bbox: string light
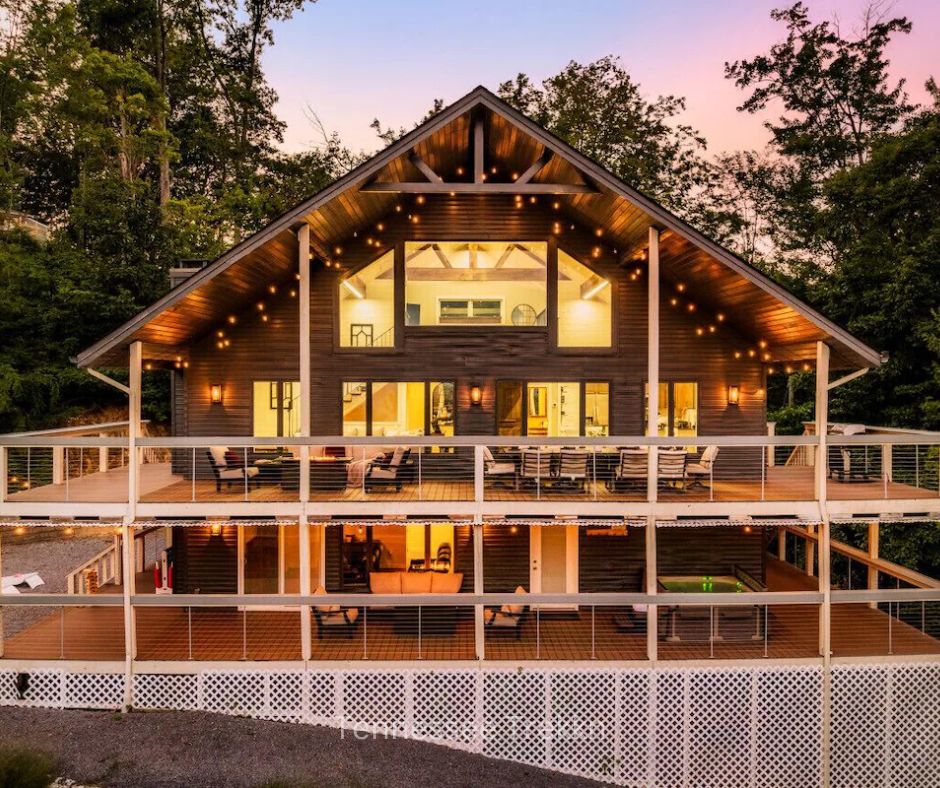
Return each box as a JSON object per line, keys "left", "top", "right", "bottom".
{"left": 455, "top": 167, "right": 464, "bottom": 176}
{"left": 416, "top": 195, "right": 426, "bottom": 205}
{"left": 552, "top": 201, "right": 560, "bottom": 210}
{"left": 676, "top": 283, "right": 686, "bottom": 292}
{"left": 695, "top": 327, "right": 704, "bottom": 336}
{"left": 268, "top": 284, "right": 277, "bottom": 294}
{"left": 227, "top": 315, "right": 237, "bottom": 325}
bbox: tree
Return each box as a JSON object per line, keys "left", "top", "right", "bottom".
{"left": 725, "top": 2, "right": 914, "bottom": 172}
{"left": 497, "top": 57, "right": 712, "bottom": 220}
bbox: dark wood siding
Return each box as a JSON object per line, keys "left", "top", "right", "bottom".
{"left": 180, "top": 195, "right": 766, "bottom": 468}
{"left": 173, "top": 525, "right": 238, "bottom": 594}
{"left": 482, "top": 524, "right": 529, "bottom": 592}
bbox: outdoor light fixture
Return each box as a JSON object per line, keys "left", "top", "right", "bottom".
{"left": 210, "top": 383, "right": 223, "bottom": 404}
{"left": 469, "top": 384, "right": 483, "bottom": 406}
{"left": 728, "top": 384, "right": 740, "bottom": 406}
{"left": 210, "top": 523, "right": 222, "bottom": 536}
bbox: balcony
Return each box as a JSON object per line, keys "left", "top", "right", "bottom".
{"left": 2, "top": 433, "right": 937, "bottom": 519}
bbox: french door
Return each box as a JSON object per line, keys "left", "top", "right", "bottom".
{"left": 529, "top": 524, "right": 578, "bottom": 609}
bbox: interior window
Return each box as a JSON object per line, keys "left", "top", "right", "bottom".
{"left": 557, "top": 249, "right": 612, "bottom": 347}
{"left": 429, "top": 382, "right": 455, "bottom": 436}
{"left": 339, "top": 250, "right": 394, "bottom": 348}
{"left": 253, "top": 381, "right": 300, "bottom": 437}
{"left": 372, "top": 381, "right": 425, "bottom": 437}
{"left": 340, "top": 523, "right": 456, "bottom": 589}
{"left": 342, "top": 381, "right": 452, "bottom": 437}
{"left": 644, "top": 382, "right": 698, "bottom": 438}
{"left": 405, "top": 241, "right": 547, "bottom": 327}
{"left": 498, "top": 381, "right": 608, "bottom": 436}
{"left": 585, "top": 383, "right": 610, "bottom": 436}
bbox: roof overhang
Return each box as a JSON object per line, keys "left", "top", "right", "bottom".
{"left": 75, "top": 86, "right": 883, "bottom": 371}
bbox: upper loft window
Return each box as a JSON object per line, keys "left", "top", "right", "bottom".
{"left": 557, "top": 249, "right": 612, "bottom": 348}
{"left": 339, "top": 250, "right": 394, "bottom": 348}
{"left": 404, "top": 242, "right": 547, "bottom": 327}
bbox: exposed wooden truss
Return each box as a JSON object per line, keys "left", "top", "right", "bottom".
{"left": 360, "top": 181, "right": 595, "bottom": 194}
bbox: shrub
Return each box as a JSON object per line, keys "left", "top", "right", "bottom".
{"left": 0, "top": 744, "right": 56, "bottom": 788}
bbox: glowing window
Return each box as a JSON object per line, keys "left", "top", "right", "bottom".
{"left": 557, "top": 249, "right": 612, "bottom": 347}
{"left": 339, "top": 251, "right": 394, "bottom": 348}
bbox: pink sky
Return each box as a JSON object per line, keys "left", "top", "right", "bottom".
{"left": 266, "top": 0, "right": 939, "bottom": 158}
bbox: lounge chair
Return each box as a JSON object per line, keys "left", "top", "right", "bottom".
{"left": 312, "top": 585, "right": 360, "bottom": 639}
{"left": 686, "top": 445, "right": 719, "bottom": 489}
{"left": 520, "top": 448, "right": 552, "bottom": 489}
{"left": 608, "top": 448, "right": 647, "bottom": 491}
{"left": 365, "top": 446, "right": 412, "bottom": 491}
{"left": 657, "top": 448, "right": 688, "bottom": 491}
{"left": 482, "top": 446, "right": 518, "bottom": 489}
{"left": 555, "top": 448, "right": 589, "bottom": 491}
{"left": 206, "top": 447, "right": 261, "bottom": 493}
{"left": 484, "top": 585, "right": 529, "bottom": 639}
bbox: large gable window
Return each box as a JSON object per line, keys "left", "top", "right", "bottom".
{"left": 405, "top": 241, "right": 547, "bottom": 327}
{"left": 557, "top": 249, "right": 612, "bottom": 347}
{"left": 339, "top": 250, "right": 394, "bottom": 348}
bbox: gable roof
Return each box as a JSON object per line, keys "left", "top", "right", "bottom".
{"left": 75, "top": 86, "right": 883, "bottom": 370}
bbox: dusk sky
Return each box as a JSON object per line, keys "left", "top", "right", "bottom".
{"left": 266, "top": 0, "right": 939, "bottom": 158}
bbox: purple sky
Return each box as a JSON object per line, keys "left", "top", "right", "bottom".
{"left": 266, "top": 0, "right": 939, "bottom": 159}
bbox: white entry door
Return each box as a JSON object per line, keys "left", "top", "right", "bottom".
{"left": 530, "top": 525, "right": 578, "bottom": 608}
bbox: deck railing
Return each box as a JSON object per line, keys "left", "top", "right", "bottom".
{"left": 4, "top": 588, "right": 940, "bottom": 664}
{"left": 2, "top": 433, "right": 938, "bottom": 511}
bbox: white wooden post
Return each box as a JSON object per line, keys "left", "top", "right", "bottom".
{"left": 815, "top": 341, "right": 831, "bottom": 660}
{"left": 867, "top": 521, "right": 879, "bottom": 606}
{"left": 645, "top": 228, "right": 660, "bottom": 661}
{"left": 0, "top": 525, "right": 4, "bottom": 657}
{"left": 297, "top": 225, "right": 312, "bottom": 657}
{"left": 98, "top": 433, "right": 109, "bottom": 474}
{"left": 805, "top": 524, "right": 816, "bottom": 577}
{"left": 299, "top": 514, "right": 312, "bottom": 661}
{"left": 128, "top": 341, "right": 143, "bottom": 514}
{"left": 647, "top": 226, "right": 660, "bottom": 504}
{"left": 766, "top": 422, "right": 776, "bottom": 467}
{"left": 124, "top": 341, "right": 143, "bottom": 709}
{"left": 0, "top": 446, "right": 6, "bottom": 504}
{"left": 473, "top": 520, "right": 484, "bottom": 660}
{"left": 52, "top": 447, "right": 65, "bottom": 485}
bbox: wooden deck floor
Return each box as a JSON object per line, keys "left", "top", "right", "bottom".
{"left": 7, "top": 463, "right": 936, "bottom": 505}
{"left": 5, "top": 592, "right": 938, "bottom": 663}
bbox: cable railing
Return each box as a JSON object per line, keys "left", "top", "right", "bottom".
{"left": 1, "top": 434, "right": 938, "bottom": 508}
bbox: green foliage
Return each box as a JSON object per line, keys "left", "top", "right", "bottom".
{"left": 0, "top": 744, "right": 56, "bottom": 788}
{"left": 497, "top": 56, "right": 712, "bottom": 221}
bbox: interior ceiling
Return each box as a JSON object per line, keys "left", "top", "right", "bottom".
{"left": 82, "top": 102, "right": 877, "bottom": 370}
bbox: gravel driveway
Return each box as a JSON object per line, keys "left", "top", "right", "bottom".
{"left": 0, "top": 707, "right": 605, "bottom": 787}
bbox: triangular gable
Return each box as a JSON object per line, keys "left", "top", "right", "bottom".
{"left": 75, "top": 86, "right": 882, "bottom": 370}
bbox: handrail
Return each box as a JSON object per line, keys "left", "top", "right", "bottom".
{"left": 65, "top": 525, "right": 161, "bottom": 594}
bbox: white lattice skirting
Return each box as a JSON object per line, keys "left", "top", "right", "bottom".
{"left": 2, "top": 663, "right": 939, "bottom": 787}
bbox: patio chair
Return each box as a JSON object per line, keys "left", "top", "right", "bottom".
{"left": 312, "top": 585, "right": 360, "bottom": 639}
{"left": 484, "top": 585, "right": 529, "bottom": 639}
{"left": 206, "top": 447, "right": 261, "bottom": 493}
{"left": 555, "top": 449, "right": 589, "bottom": 491}
{"left": 520, "top": 449, "right": 552, "bottom": 489}
{"left": 607, "top": 448, "right": 647, "bottom": 491}
{"left": 365, "top": 446, "right": 412, "bottom": 492}
{"left": 657, "top": 448, "right": 688, "bottom": 491}
{"left": 482, "top": 445, "right": 518, "bottom": 489}
{"left": 686, "top": 445, "right": 719, "bottom": 489}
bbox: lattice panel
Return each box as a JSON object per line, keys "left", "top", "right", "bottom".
{"left": 201, "top": 671, "right": 266, "bottom": 717}
{"left": 341, "top": 670, "right": 407, "bottom": 732}
{"left": 755, "top": 666, "right": 822, "bottom": 788}
{"left": 889, "top": 663, "right": 940, "bottom": 788}
{"left": 831, "top": 664, "right": 890, "bottom": 788}
{"left": 482, "top": 670, "right": 546, "bottom": 764}
{"left": 654, "top": 671, "right": 685, "bottom": 788}
{"left": 0, "top": 670, "right": 19, "bottom": 704}
{"left": 412, "top": 670, "right": 476, "bottom": 747}
{"left": 549, "top": 670, "right": 618, "bottom": 783}
{"left": 619, "top": 670, "right": 652, "bottom": 788}
{"left": 134, "top": 673, "right": 198, "bottom": 711}
{"left": 64, "top": 672, "right": 124, "bottom": 709}
{"left": 0, "top": 669, "right": 65, "bottom": 708}
{"left": 688, "top": 669, "right": 752, "bottom": 788}
{"left": 265, "top": 672, "right": 305, "bottom": 722}
{"left": 306, "top": 671, "right": 336, "bottom": 723}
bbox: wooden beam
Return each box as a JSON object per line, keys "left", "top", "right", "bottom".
{"left": 432, "top": 243, "right": 453, "bottom": 268}
{"left": 473, "top": 115, "right": 484, "bottom": 183}
{"left": 515, "top": 150, "right": 553, "bottom": 184}
{"left": 513, "top": 243, "right": 548, "bottom": 266}
{"left": 406, "top": 242, "right": 432, "bottom": 262}
{"left": 360, "top": 182, "right": 595, "bottom": 194}
{"left": 402, "top": 268, "right": 546, "bottom": 282}
{"left": 494, "top": 243, "right": 515, "bottom": 269}
{"left": 408, "top": 152, "right": 444, "bottom": 183}
{"left": 580, "top": 274, "right": 610, "bottom": 300}
{"left": 468, "top": 243, "right": 478, "bottom": 269}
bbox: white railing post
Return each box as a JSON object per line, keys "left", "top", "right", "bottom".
{"left": 473, "top": 445, "right": 484, "bottom": 505}
{"left": 647, "top": 226, "right": 660, "bottom": 506}
{"left": 128, "top": 341, "right": 143, "bottom": 514}
{"left": 0, "top": 525, "right": 4, "bottom": 657}
{"left": 473, "top": 519, "right": 484, "bottom": 661}
{"left": 766, "top": 422, "right": 776, "bottom": 467}
{"left": 99, "top": 434, "right": 109, "bottom": 474}
{"left": 121, "top": 521, "right": 136, "bottom": 709}
{"left": 52, "top": 446, "right": 65, "bottom": 485}
{"left": 645, "top": 515, "right": 658, "bottom": 662}
{"left": 298, "top": 223, "right": 311, "bottom": 508}
{"left": 0, "top": 446, "right": 6, "bottom": 505}
{"left": 299, "top": 515, "right": 312, "bottom": 661}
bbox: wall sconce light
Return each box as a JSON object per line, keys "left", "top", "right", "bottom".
{"left": 727, "top": 384, "right": 740, "bottom": 406}
{"left": 210, "top": 523, "right": 222, "bottom": 536}
{"left": 469, "top": 384, "right": 483, "bottom": 406}
{"left": 210, "top": 384, "right": 223, "bottom": 404}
